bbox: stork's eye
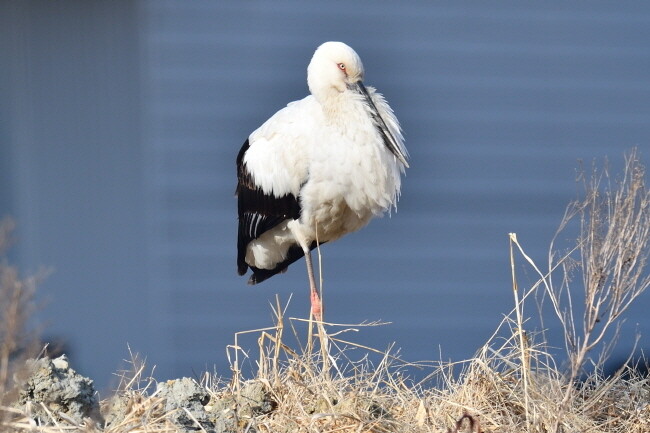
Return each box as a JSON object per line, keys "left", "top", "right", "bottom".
{"left": 337, "top": 63, "right": 346, "bottom": 71}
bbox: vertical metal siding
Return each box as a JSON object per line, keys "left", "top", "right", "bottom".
{"left": 141, "top": 1, "right": 650, "bottom": 379}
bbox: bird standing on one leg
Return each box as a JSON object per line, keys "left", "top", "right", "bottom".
{"left": 236, "top": 41, "right": 409, "bottom": 320}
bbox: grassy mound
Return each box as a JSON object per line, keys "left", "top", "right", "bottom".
{"left": 1, "top": 149, "right": 649, "bottom": 432}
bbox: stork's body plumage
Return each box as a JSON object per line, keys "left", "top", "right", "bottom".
{"left": 236, "top": 42, "right": 408, "bottom": 319}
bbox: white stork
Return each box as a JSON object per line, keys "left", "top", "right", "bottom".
{"left": 236, "top": 41, "right": 408, "bottom": 320}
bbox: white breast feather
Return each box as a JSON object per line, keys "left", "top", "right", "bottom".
{"left": 298, "top": 86, "right": 405, "bottom": 232}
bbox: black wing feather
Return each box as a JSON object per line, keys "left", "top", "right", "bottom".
{"left": 236, "top": 139, "right": 303, "bottom": 281}
{"left": 247, "top": 241, "right": 325, "bottom": 284}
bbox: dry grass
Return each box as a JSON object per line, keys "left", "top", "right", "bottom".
{"left": 0, "top": 219, "right": 42, "bottom": 409}
{"left": 1, "top": 150, "right": 650, "bottom": 432}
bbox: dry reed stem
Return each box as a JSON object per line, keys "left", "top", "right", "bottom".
{"left": 509, "top": 233, "right": 531, "bottom": 432}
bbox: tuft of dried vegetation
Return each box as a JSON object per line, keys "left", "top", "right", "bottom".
{"left": 1, "top": 150, "right": 650, "bottom": 432}
{"left": 0, "top": 219, "right": 42, "bottom": 410}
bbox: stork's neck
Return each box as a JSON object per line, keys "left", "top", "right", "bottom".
{"left": 310, "top": 84, "right": 344, "bottom": 106}
{"left": 315, "top": 88, "right": 361, "bottom": 121}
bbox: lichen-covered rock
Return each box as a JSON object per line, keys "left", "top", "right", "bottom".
{"left": 16, "top": 355, "right": 102, "bottom": 426}
{"left": 156, "top": 377, "right": 215, "bottom": 432}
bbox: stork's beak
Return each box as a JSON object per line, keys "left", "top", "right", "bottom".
{"left": 355, "top": 81, "right": 409, "bottom": 168}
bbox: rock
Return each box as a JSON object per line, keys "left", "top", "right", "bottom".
{"left": 203, "top": 380, "right": 276, "bottom": 433}
{"left": 205, "top": 393, "right": 239, "bottom": 433}
{"left": 101, "top": 378, "right": 275, "bottom": 433}
{"left": 16, "top": 355, "right": 102, "bottom": 426}
{"left": 102, "top": 390, "right": 141, "bottom": 428}
{"left": 239, "top": 381, "right": 275, "bottom": 417}
{"left": 156, "top": 377, "right": 216, "bottom": 432}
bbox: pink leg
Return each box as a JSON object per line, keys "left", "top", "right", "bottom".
{"left": 304, "top": 249, "right": 322, "bottom": 320}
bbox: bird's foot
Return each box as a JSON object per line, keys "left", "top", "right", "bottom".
{"left": 310, "top": 290, "right": 323, "bottom": 321}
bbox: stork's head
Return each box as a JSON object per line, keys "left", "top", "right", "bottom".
{"left": 306, "top": 41, "right": 409, "bottom": 168}
{"left": 307, "top": 41, "right": 365, "bottom": 99}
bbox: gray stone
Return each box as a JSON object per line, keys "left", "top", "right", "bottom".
{"left": 156, "top": 377, "right": 215, "bottom": 432}
{"left": 17, "top": 355, "right": 102, "bottom": 426}
{"left": 239, "top": 381, "right": 275, "bottom": 416}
